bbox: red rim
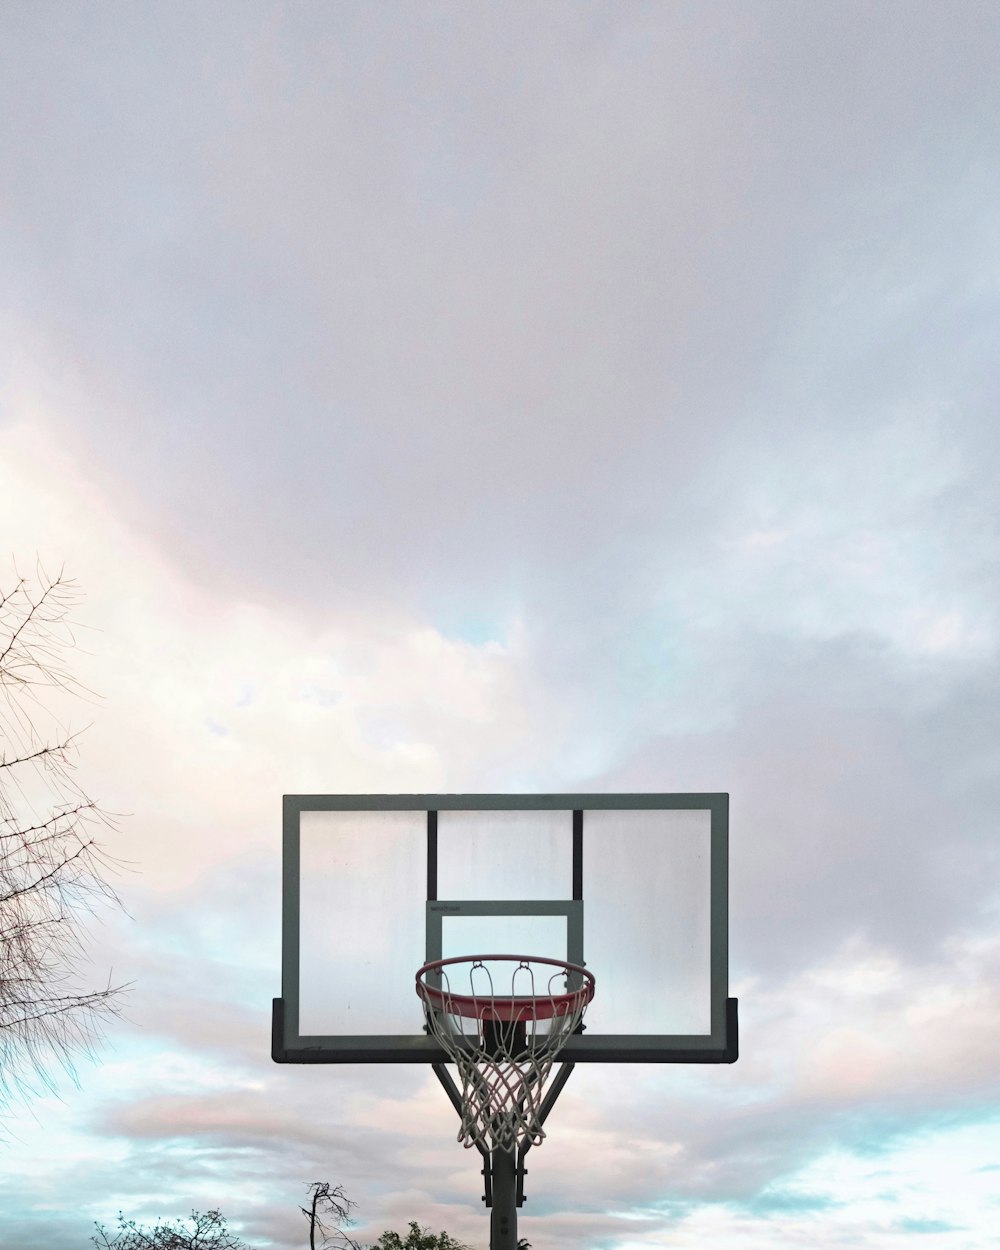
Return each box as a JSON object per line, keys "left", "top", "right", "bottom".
{"left": 416, "top": 954, "right": 595, "bottom": 1022}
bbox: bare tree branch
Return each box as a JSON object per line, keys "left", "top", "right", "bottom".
{"left": 91, "top": 1209, "right": 247, "bottom": 1250}
{"left": 300, "top": 1182, "right": 363, "bottom": 1250}
{"left": 0, "top": 557, "right": 132, "bottom": 1119}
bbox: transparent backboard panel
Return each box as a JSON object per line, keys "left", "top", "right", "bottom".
{"left": 583, "top": 808, "right": 711, "bottom": 1035}
{"left": 280, "top": 795, "right": 730, "bottom": 1062}
{"left": 437, "top": 809, "right": 572, "bottom": 900}
{"left": 441, "top": 915, "right": 569, "bottom": 964}
{"left": 299, "top": 809, "right": 426, "bottom": 1035}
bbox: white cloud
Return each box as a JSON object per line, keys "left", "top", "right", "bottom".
{"left": 2, "top": 4, "right": 999, "bottom": 1247}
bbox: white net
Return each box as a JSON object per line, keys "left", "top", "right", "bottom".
{"left": 416, "top": 955, "right": 595, "bottom": 1154}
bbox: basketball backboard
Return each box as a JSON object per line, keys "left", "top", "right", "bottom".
{"left": 273, "top": 793, "right": 736, "bottom": 1065}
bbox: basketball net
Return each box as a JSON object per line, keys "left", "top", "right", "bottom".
{"left": 416, "top": 955, "right": 595, "bottom": 1155}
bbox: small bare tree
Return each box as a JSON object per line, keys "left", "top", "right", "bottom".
{"left": 91, "top": 1208, "right": 246, "bottom": 1250}
{"left": 300, "top": 1182, "right": 363, "bottom": 1250}
{"left": 0, "top": 558, "right": 130, "bottom": 1115}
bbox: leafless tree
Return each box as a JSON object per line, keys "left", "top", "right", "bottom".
{"left": 0, "top": 557, "right": 130, "bottom": 1116}
{"left": 300, "top": 1181, "right": 363, "bottom": 1250}
{"left": 91, "top": 1208, "right": 247, "bottom": 1250}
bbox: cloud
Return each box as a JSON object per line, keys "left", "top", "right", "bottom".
{"left": 2, "top": 5, "right": 999, "bottom": 1248}
{"left": 2, "top": 2, "right": 997, "bottom": 628}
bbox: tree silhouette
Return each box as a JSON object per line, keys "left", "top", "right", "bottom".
{"left": 369, "top": 1221, "right": 474, "bottom": 1250}
{"left": 0, "top": 559, "right": 130, "bottom": 1116}
{"left": 91, "top": 1208, "right": 246, "bottom": 1249}
{"left": 300, "top": 1181, "right": 362, "bottom": 1250}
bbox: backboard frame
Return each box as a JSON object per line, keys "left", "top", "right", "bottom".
{"left": 273, "top": 793, "right": 736, "bottom": 1064}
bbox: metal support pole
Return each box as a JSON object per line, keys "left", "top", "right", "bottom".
{"left": 433, "top": 1059, "right": 577, "bottom": 1239}
{"left": 489, "top": 1147, "right": 518, "bottom": 1250}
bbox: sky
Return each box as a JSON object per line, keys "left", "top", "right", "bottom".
{"left": 1, "top": 1, "right": 999, "bottom": 1246}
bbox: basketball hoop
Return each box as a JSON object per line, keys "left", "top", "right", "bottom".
{"left": 416, "top": 954, "right": 596, "bottom": 1154}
